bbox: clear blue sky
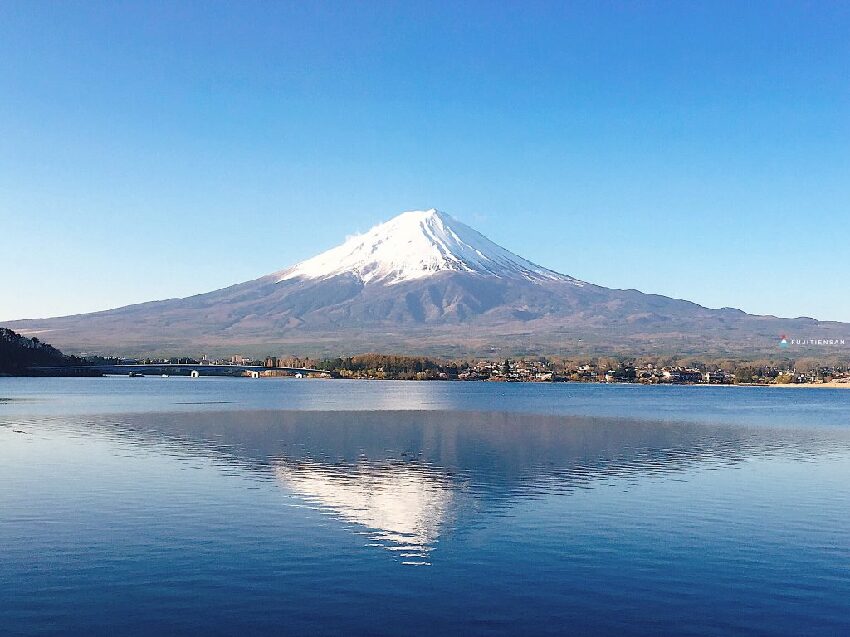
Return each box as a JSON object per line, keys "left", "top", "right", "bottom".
{"left": 2, "top": 1, "right": 848, "bottom": 322}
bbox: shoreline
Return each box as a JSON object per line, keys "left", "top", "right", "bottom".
{"left": 765, "top": 381, "right": 850, "bottom": 389}
{"left": 5, "top": 374, "right": 850, "bottom": 388}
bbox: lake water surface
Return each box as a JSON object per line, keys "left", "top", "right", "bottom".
{"left": 1, "top": 378, "right": 849, "bottom": 636}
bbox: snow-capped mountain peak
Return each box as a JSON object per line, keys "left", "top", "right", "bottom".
{"left": 277, "top": 209, "right": 583, "bottom": 286}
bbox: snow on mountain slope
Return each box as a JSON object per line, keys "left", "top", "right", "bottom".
{"left": 277, "top": 209, "right": 584, "bottom": 286}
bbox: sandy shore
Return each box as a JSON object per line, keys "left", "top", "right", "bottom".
{"left": 769, "top": 381, "right": 850, "bottom": 389}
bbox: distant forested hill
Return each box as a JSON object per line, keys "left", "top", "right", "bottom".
{"left": 0, "top": 328, "right": 71, "bottom": 374}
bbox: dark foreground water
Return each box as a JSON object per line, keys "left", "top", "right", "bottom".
{"left": 1, "top": 378, "right": 849, "bottom": 636}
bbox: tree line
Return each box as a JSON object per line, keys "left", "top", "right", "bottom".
{"left": 0, "top": 328, "right": 85, "bottom": 374}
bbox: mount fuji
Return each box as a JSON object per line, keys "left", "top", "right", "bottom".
{"left": 277, "top": 209, "right": 578, "bottom": 286}
{"left": 9, "top": 209, "right": 847, "bottom": 357}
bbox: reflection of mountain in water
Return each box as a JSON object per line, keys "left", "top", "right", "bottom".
{"left": 275, "top": 460, "right": 455, "bottom": 564}
{"left": 53, "top": 409, "right": 849, "bottom": 563}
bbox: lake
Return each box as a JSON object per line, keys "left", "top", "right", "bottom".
{"left": 1, "top": 377, "right": 848, "bottom": 636}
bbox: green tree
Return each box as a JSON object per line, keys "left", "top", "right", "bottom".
{"left": 735, "top": 366, "right": 755, "bottom": 383}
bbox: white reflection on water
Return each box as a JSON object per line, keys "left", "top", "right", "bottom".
{"left": 6, "top": 405, "right": 849, "bottom": 570}
{"left": 276, "top": 460, "right": 454, "bottom": 564}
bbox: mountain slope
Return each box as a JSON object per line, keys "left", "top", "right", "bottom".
{"left": 7, "top": 209, "right": 849, "bottom": 357}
